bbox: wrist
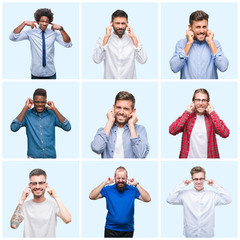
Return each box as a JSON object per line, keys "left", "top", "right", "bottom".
{"left": 135, "top": 182, "right": 139, "bottom": 187}
{"left": 59, "top": 26, "right": 64, "bottom": 31}
{"left": 19, "top": 199, "right": 24, "bottom": 204}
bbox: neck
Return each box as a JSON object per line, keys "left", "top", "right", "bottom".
{"left": 194, "top": 187, "right": 204, "bottom": 192}
{"left": 32, "top": 195, "right": 46, "bottom": 203}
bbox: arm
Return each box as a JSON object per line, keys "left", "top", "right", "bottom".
{"left": 89, "top": 177, "right": 114, "bottom": 200}
{"left": 47, "top": 186, "right": 72, "bottom": 224}
{"left": 128, "top": 178, "right": 151, "bottom": 202}
{"left": 10, "top": 187, "right": 30, "bottom": 229}
{"left": 207, "top": 105, "right": 229, "bottom": 138}
{"left": 127, "top": 25, "right": 147, "bottom": 64}
{"left": 167, "top": 180, "right": 191, "bottom": 204}
{"left": 206, "top": 180, "right": 232, "bottom": 205}
{"left": 51, "top": 23, "right": 71, "bottom": 44}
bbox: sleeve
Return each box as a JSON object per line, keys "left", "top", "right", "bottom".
{"left": 169, "top": 111, "right": 191, "bottom": 135}
{"left": 212, "top": 182, "right": 232, "bottom": 206}
{"left": 9, "top": 31, "right": 29, "bottom": 41}
{"left": 210, "top": 111, "right": 230, "bottom": 138}
{"left": 55, "top": 31, "right": 72, "bottom": 48}
{"left": 92, "top": 37, "right": 106, "bottom": 64}
{"left": 135, "top": 187, "right": 141, "bottom": 199}
{"left": 91, "top": 128, "right": 108, "bottom": 154}
{"left": 100, "top": 186, "right": 106, "bottom": 198}
{"left": 167, "top": 182, "right": 186, "bottom": 205}
{"left": 134, "top": 40, "right": 147, "bottom": 64}
{"left": 130, "top": 126, "right": 149, "bottom": 158}
{"left": 169, "top": 39, "right": 188, "bottom": 73}
{"left": 10, "top": 118, "right": 26, "bottom": 132}
{"left": 55, "top": 117, "right": 71, "bottom": 131}
{"left": 212, "top": 40, "right": 229, "bottom": 72}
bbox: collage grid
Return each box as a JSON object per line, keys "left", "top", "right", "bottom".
{"left": 0, "top": 0, "right": 239, "bottom": 239}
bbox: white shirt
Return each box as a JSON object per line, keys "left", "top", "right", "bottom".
{"left": 93, "top": 32, "right": 147, "bottom": 79}
{"left": 9, "top": 27, "right": 72, "bottom": 77}
{"left": 188, "top": 114, "right": 208, "bottom": 158}
{"left": 113, "top": 127, "right": 124, "bottom": 158}
{"left": 167, "top": 182, "right": 232, "bottom": 237}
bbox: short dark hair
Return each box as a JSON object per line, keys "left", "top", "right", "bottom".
{"left": 192, "top": 88, "right": 210, "bottom": 102}
{"left": 29, "top": 168, "right": 47, "bottom": 180}
{"left": 115, "top": 166, "right": 128, "bottom": 177}
{"left": 111, "top": 10, "right": 128, "bottom": 22}
{"left": 189, "top": 10, "right": 209, "bottom": 26}
{"left": 34, "top": 8, "right": 54, "bottom": 23}
{"left": 33, "top": 88, "right": 47, "bottom": 98}
{"left": 190, "top": 166, "right": 206, "bottom": 178}
{"left": 115, "top": 91, "right": 135, "bottom": 109}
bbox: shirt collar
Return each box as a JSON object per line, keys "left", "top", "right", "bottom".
{"left": 111, "top": 32, "right": 127, "bottom": 39}
{"left": 31, "top": 107, "right": 48, "bottom": 116}
{"left": 193, "top": 187, "right": 205, "bottom": 193}
{"left": 113, "top": 183, "right": 130, "bottom": 191}
{"left": 113, "top": 122, "right": 129, "bottom": 130}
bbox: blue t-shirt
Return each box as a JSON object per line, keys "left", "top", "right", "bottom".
{"left": 100, "top": 184, "right": 140, "bottom": 232}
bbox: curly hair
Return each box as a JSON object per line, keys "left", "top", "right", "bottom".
{"left": 34, "top": 8, "right": 54, "bottom": 23}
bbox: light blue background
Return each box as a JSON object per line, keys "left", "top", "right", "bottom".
{"left": 82, "top": 160, "right": 158, "bottom": 237}
{"left": 161, "top": 81, "right": 237, "bottom": 158}
{"left": 3, "top": 81, "right": 79, "bottom": 158}
{"left": 82, "top": 81, "right": 159, "bottom": 158}
{"left": 3, "top": 2, "right": 79, "bottom": 79}
{"left": 2, "top": 161, "right": 79, "bottom": 237}
{"left": 161, "top": 161, "right": 238, "bottom": 237}
{"left": 82, "top": 2, "right": 159, "bottom": 79}
{"left": 161, "top": 2, "right": 238, "bottom": 79}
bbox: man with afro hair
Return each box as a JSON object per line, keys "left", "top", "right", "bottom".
{"left": 9, "top": 8, "right": 72, "bottom": 79}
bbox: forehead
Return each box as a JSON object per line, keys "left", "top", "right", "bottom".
{"left": 115, "top": 170, "right": 127, "bottom": 178}
{"left": 30, "top": 175, "right": 46, "bottom": 182}
{"left": 192, "top": 19, "right": 208, "bottom": 27}
{"left": 192, "top": 172, "right": 205, "bottom": 178}
{"left": 113, "top": 17, "right": 127, "bottom": 23}
{"left": 115, "top": 100, "right": 132, "bottom": 108}
{"left": 194, "top": 92, "right": 208, "bottom": 100}
{"left": 34, "top": 95, "right": 46, "bottom": 101}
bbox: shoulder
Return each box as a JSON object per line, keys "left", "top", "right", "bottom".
{"left": 213, "top": 39, "right": 221, "bottom": 47}
{"left": 134, "top": 124, "right": 146, "bottom": 131}
{"left": 176, "top": 38, "right": 187, "bottom": 47}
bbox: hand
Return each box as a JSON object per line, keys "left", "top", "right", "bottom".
{"left": 186, "top": 28, "right": 194, "bottom": 44}
{"left": 186, "top": 102, "right": 195, "bottom": 113}
{"left": 20, "top": 187, "right": 31, "bottom": 204}
{"left": 128, "top": 111, "right": 138, "bottom": 126}
{"left": 50, "top": 23, "right": 62, "bottom": 31}
{"left": 183, "top": 179, "right": 193, "bottom": 186}
{"left": 104, "top": 177, "right": 114, "bottom": 185}
{"left": 127, "top": 25, "right": 135, "bottom": 38}
{"left": 24, "top": 21, "right": 37, "bottom": 29}
{"left": 25, "top": 98, "right": 33, "bottom": 109}
{"left": 106, "top": 109, "right": 115, "bottom": 123}
{"left": 206, "top": 179, "right": 215, "bottom": 186}
{"left": 128, "top": 178, "right": 138, "bottom": 186}
{"left": 47, "top": 186, "right": 57, "bottom": 198}
{"left": 206, "top": 29, "right": 214, "bottom": 44}
{"left": 105, "top": 24, "right": 112, "bottom": 37}
{"left": 206, "top": 103, "right": 214, "bottom": 114}
{"left": 47, "top": 101, "right": 56, "bottom": 110}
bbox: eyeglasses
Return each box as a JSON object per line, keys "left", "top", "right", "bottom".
{"left": 39, "top": 20, "right": 49, "bottom": 24}
{"left": 192, "top": 178, "right": 205, "bottom": 182}
{"left": 29, "top": 181, "right": 46, "bottom": 186}
{"left": 33, "top": 101, "right": 46, "bottom": 104}
{"left": 194, "top": 99, "right": 208, "bottom": 103}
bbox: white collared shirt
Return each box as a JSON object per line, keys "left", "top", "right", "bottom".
{"left": 93, "top": 32, "right": 147, "bottom": 79}
{"left": 167, "top": 182, "right": 232, "bottom": 237}
{"left": 9, "top": 27, "right": 72, "bottom": 77}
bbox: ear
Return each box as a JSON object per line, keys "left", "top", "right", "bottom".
{"left": 188, "top": 24, "right": 192, "bottom": 30}
{"left": 132, "top": 108, "right": 136, "bottom": 113}
{"left": 28, "top": 183, "right": 31, "bottom": 188}
{"left": 46, "top": 182, "right": 48, "bottom": 187}
{"left": 110, "top": 21, "right": 113, "bottom": 25}
{"left": 113, "top": 104, "right": 115, "bottom": 109}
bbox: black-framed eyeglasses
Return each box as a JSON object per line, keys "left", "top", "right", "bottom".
{"left": 29, "top": 181, "right": 46, "bottom": 186}
{"left": 194, "top": 99, "right": 208, "bottom": 103}
{"left": 192, "top": 178, "right": 205, "bottom": 182}
{"left": 33, "top": 101, "right": 47, "bottom": 104}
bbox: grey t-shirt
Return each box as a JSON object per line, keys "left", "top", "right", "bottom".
{"left": 21, "top": 198, "right": 59, "bottom": 237}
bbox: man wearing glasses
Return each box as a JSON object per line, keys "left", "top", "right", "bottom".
{"left": 167, "top": 166, "right": 231, "bottom": 238}
{"left": 10, "top": 88, "right": 71, "bottom": 158}
{"left": 169, "top": 88, "right": 229, "bottom": 158}
{"left": 9, "top": 8, "right": 72, "bottom": 79}
{"left": 10, "top": 168, "right": 71, "bottom": 237}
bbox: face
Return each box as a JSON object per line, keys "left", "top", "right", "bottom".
{"left": 111, "top": 17, "right": 128, "bottom": 37}
{"left": 115, "top": 170, "right": 127, "bottom": 192}
{"left": 33, "top": 95, "right": 47, "bottom": 113}
{"left": 192, "top": 172, "right": 205, "bottom": 191}
{"left": 39, "top": 16, "right": 49, "bottom": 31}
{"left": 113, "top": 100, "right": 134, "bottom": 127}
{"left": 193, "top": 92, "right": 209, "bottom": 115}
{"left": 29, "top": 175, "right": 47, "bottom": 198}
{"left": 189, "top": 19, "right": 208, "bottom": 42}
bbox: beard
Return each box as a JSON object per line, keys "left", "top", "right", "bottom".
{"left": 32, "top": 188, "right": 45, "bottom": 198}
{"left": 116, "top": 182, "right": 127, "bottom": 192}
{"left": 115, "top": 113, "right": 130, "bottom": 127}
{"left": 113, "top": 25, "right": 126, "bottom": 37}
